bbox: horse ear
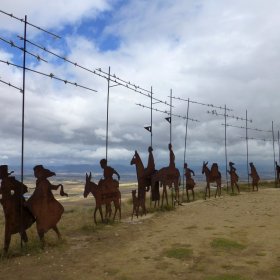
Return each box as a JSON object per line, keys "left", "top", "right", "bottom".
{"left": 86, "top": 173, "right": 88, "bottom": 179}
{"left": 89, "top": 172, "right": 92, "bottom": 179}
{"left": 206, "top": 161, "right": 208, "bottom": 165}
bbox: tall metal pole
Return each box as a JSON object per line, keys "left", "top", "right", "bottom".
{"left": 246, "top": 110, "right": 249, "bottom": 188}
{"left": 170, "top": 89, "right": 172, "bottom": 144}
{"left": 182, "top": 98, "right": 190, "bottom": 190}
{"left": 21, "top": 15, "right": 27, "bottom": 184}
{"left": 225, "top": 105, "right": 229, "bottom": 192}
{"left": 150, "top": 86, "right": 153, "bottom": 148}
{"left": 272, "top": 121, "right": 276, "bottom": 186}
{"left": 278, "top": 130, "right": 280, "bottom": 162}
{"left": 20, "top": 15, "right": 27, "bottom": 249}
{"left": 106, "top": 66, "right": 110, "bottom": 161}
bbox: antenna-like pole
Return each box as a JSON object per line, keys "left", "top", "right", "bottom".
{"left": 170, "top": 89, "right": 172, "bottom": 144}
{"left": 150, "top": 87, "right": 153, "bottom": 148}
{"left": 106, "top": 66, "right": 110, "bottom": 161}
{"left": 246, "top": 110, "right": 249, "bottom": 188}
{"left": 272, "top": 121, "right": 276, "bottom": 186}
{"left": 225, "top": 104, "right": 229, "bottom": 192}
{"left": 182, "top": 98, "right": 190, "bottom": 191}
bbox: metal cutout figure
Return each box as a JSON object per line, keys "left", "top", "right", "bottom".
{"left": 202, "top": 161, "right": 222, "bottom": 199}
{"left": 227, "top": 162, "right": 240, "bottom": 193}
{"left": 130, "top": 149, "right": 160, "bottom": 209}
{"left": 184, "top": 163, "right": 196, "bottom": 201}
{"left": 84, "top": 172, "right": 121, "bottom": 224}
{"left": 151, "top": 144, "right": 181, "bottom": 207}
{"left": 0, "top": 165, "right": 35, "bottom": 253}
{"left": 131, "top": 189, "right": 146, "bottom": 220}
{"left": 26, "top": 165, "right": 67, "bottom": 247}
{"left": 249, "top": 162, "right": 260, "bottom": 191}
{"left": 275, "top": 161, "right": 280, "bottom": 184}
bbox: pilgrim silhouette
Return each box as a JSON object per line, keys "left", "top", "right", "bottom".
{"left": 26, "top": 165, "right": 67, "bottom": 247}
{"left": 227, "top": 162, "right": 240, "bottom": 193}
{"left": 0, "top": 165, "right": 35, "bottom": 253}
{"left": 98, "top": 159, "right": 120, "bottom": 189}
{"left": 184, "top": 163, "right": 196, "bottom": 201}
{"left": 249, "top": 162, "right": 260, "bottom": 191}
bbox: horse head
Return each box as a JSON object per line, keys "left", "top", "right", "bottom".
{"left": 202, "top": 161, "right": 208, "bottom": 174}
{"left": 84, "top": 172, "right": 92, "bottom": 198}
{"left": 130, "top": 150, "right": 138, "bottom": 166}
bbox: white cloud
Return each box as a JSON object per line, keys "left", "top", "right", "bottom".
{"left": 0, "top": 0, "right": 280, "bottom": 178}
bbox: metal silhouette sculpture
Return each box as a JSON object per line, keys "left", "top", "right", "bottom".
{"left": 202, "top": 161, "right": 222, "bottom": 199}
{"left": 0, "top": 165, "right": 35, "bottom": 254}
{"left": 151, "top": 144, "right": 181, "bottom": 207}
{"left": 131, "top": 189, "right": 146, "bottom": 220}
{"left": 275, "top": 161, "right": 280, "bottom": 184}
{"left": 249, "top": 162, "right": 260, "bottom": 191}
{"left": 130, "top": 148, "right": 160, "bottom": 209}
{"left": 84, "top": 172, "right": 121, "bottom": 224}
{"left": 227, "top": 162, "right": 240, "bottom": 193}
{"left": 26, "top": 165, "right": 67, "bottom": 247}
{"left": 184, "top": 163, "right": 196, "bottom": 201}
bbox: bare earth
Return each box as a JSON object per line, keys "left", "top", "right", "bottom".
{"left": 1, "top": 184, "right": 280, "bottom": 280}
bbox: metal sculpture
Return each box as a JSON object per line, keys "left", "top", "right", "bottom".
{"left": 0, "top": 165, "right": 35, "bottom": 253}
{"left": 130, "top": 149, "right": 160, "bottom": 208}
{"left": 275, "top": 161, "right": 280, "bottom": 184}
{"left": 131, "top": 189, "right": 146, "bottom": 220}
{"left": 249, "top": 162, "right": 260, "bottom": 191}
{"left": 84, "top": 172, "right": 121, "bottom": 224}
{"left": 26, "top": 165, "right": 67, "bottom": 247}
{"left": 202, "top": 161, "right": 222, "bottom": 199}
{"left": 151, "top": 144, "right": 181, "bottom": 207}
{"left": 184, "top": 163, "right": 196, "bottom": 201}
{"left": 227, "top": 162, "right": 240, "bottom": 193}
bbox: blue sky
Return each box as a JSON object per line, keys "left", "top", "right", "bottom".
{"left": 0, "top": 0, "right": 280, "bottom": 178}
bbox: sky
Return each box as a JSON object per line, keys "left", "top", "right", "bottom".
{"left": 0, "top": 0, "right": 280, "bottom": 175}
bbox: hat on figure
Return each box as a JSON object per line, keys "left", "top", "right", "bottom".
{"left": 0, "top": 165, "right": 14, "bottom": 179}
{"left": 33, "top": 165, "right": 55, "bottom": 179}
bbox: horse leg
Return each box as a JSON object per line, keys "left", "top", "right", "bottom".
{"left": 3, "top": 227, "right": 11, "bottom": 253}
{"left": 20, "top": 231, "right": 28, "bottom": 243}
{"left": 236, "top": 183, "right": 240, "bottom": 193}
{"left": 161, "top": 187, "right": 165, "bottom": 207}
{"left": 99, "top": 206, "right": 104, "bottom": 223}
{"left": 215, "top": 185, "right": 218, "bottom": 198}
{"left": 94, "top": 207, "right": 98, "bottom": 224}
{"left": 52, "top": 225, "right": 61, "bottom": 240}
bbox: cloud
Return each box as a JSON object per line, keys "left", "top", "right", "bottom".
{"left": 0, "top": 0, "right": 280, "bottom": 176}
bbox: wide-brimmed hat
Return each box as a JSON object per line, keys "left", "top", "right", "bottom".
{"left": 0, "top": 165, "right": 14, "bottom": 179}
{"left": 33, "top": 165, "right": 55, "bottom": 179}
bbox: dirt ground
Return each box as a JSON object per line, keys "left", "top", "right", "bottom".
{"left": 1, "top": 184, "right": 280, "bottom": 280}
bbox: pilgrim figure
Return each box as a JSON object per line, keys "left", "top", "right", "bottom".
{"left": 98, "top": 159, "right": 120, "bottom": 189}
{"left": 184, "top": 163, "right": 196, "bottom": 188}
{"left": 142, "top": 146, "right": 155, "bottom": 180}
{"left": 249, "top": 162, "right": 260, "bottom": 191}
{"left": 168, "top": 143, "right": 176, "bottom": 170}
{"left": 0, "top": 165, "right": 35, "bottom": 253}
{"left": 26, "top": 165, "right": 67, "bottom": 247}
{"left": 227, "top": 162, "right": 240, "bottom": 193}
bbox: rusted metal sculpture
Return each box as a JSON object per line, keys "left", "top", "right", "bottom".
{"left": 0, "top": 165, "right": 35, "bottom": 254}
{"left": 227, "top": 162, "right": 240, "bottom": 193}
{"left": 275, "top": 161, "right": 280, "bottom": 184}
{"left": 131, "top": 189, "right": 146, "bottom": 220}
{"left": 26, "top": 165, "right": 67, "bottom": 247}
{"left": 184, "top": 163, "right": 196, "bottom": 201}
{"left": 249, "top": 162, "right": 260, "bottom": 191}
{"left": 151, "top": 144, "right": 181, "bottom": 207}
{"left": 84, "top": 172, "right": 121, "bottom": 224}
{"left": 202, "top": 161, "right": 222, "bottom": 199}
{"left": 130, "top": 149, "right": 160, "bottom": 208}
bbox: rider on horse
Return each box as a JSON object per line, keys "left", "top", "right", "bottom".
{"left": 184, "top": 162, "right": 195, "bottom": 188}
{"left": 142, "top": 146, "right": 155, "bottom": 180}
{"left": 98, "top": 159, "right": 120, "bottom": 190}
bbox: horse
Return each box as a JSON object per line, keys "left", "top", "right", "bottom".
{"left": 130, "top": 151, "right": 160, "bottom": 208}
{"left": 202, "top": 161, "right": 222, "bottom": 199}
{"left": 151, "top": 166, "right": 181, "bottom": 207}
{"left": 83, "top": 172, "right": 121, "bottom": 224}
{"left": 131, "top": 189, "right": 146, "bottom": 220}
{"left": 185, "top": 180, "right": 195, "bottom": 201}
